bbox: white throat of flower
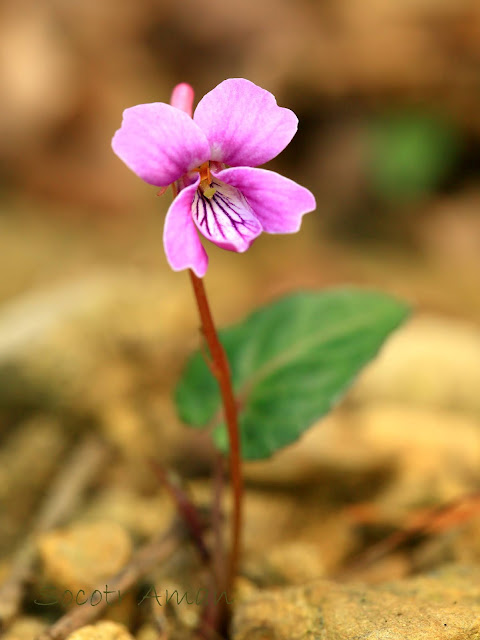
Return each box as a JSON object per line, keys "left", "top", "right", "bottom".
{"left": 191, "top": 177, "right": 261, "bottom": 251}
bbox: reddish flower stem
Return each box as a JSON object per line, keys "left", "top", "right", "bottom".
{"left": 187, "top": 269, "right": 243, "bottom": 595}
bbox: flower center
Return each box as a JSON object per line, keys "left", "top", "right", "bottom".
{"left": 195, "top": 162, "right": 217, "bottom": 200}
{"left": 191, "top": 177, "right": 262, "bottom": 252}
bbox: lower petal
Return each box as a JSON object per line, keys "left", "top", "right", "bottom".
{"left": 163, "top": 184, "right": 208, "bottom": 277}
{"left": 191, "top": 178, "right": 263, "bottom": 252}
{"left": 216, "top": 167, "right": 316, "bottom": 234}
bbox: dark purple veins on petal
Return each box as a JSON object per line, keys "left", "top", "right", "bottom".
{"left": 191, "top": 180, "right": 262, "bottom": 251}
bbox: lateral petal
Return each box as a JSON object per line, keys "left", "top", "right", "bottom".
{"left": 112, "top": 103, "right": 210, "bottom": 187}
{"left": 217, "top": 167, "right": 316, "bottom": 234}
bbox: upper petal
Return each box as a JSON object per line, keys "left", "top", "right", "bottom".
{"left": 217, "top": 167, "right": 316, "bottom": 233}
{"left": 112, "top": 103, "right": 210, "bottom": 187}
{"left": 192, "top": 178, "right": 263, "bottom": 252}
{"left": 163, "top": 182, "right": 209, "bottom": 277}
{"left": 193, "top": 79, "right": 298, "bottom": 167}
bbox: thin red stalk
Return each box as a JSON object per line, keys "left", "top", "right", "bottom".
{"left": 188, "top": 269, "right": 243, "bottom": 595}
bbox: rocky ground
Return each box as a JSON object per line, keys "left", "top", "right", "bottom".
{"left": 0, "top": 206, "right": 480, "bottom": 640}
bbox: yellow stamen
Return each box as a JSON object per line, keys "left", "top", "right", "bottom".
{"left": 202, "top": 186, "right": 217, "bottom": 199}
{"left": 197, "top": 161, "right": 216, "bottom": 199}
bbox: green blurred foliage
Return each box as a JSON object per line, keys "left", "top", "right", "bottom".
{"left": 368, "top": 110, "right": 461, "bottom": 203}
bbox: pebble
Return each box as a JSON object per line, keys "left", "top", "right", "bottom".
{"left": 37, "top": 521, "right": 132, "bottom": 593}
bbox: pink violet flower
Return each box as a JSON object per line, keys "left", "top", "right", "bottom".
{"left": 112, "top": 78, "right": 316, "bottom": 277}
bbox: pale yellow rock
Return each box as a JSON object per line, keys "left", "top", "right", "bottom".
{"left": 243, "top": 509, "right": 354, "bottom": 586}
{"left": 244, "top": 411, "right": 368, "bottom": 486}
{"left": 233, "top": 577, "right": 259, "bottom": 603}
{"left": 37, "top": 521, "right": 132, "bottom": 593}
{"left": 0, "top": 271, "right": 222, "bottom": 474}
{"left": 100, "top": 405, "right": 150, "bottom": 461}
{"left": 135, "top": 625, "right": 164, "bottom": 640}
{"left": 0, "top": 272, "right": 194, "bottom": 426}
{"left": 190, "top": 481, "right": 354, "bottom": 584}
{"left": 354, "top": 404, "right": 480, "bottom": 512}
{"left": 234, "top": 590, "right": 318, "bottom": 640}
{"left": 233, "top": 565, "right": 480, "bottom": 640}
{"left": 352, "top": 314, "right": 480, "bottom": 414}
{"left": 82, "top": 488, "right": 174, "bottom": 540}
{"left": 66, "top": 621, "right": 134, "bottom": 640}
{"left": 2, "top": 617, "right": 47, "bottom": 640}
{"left": 245, "top": 404, "right": 480, "bottom": 516}
{"left": 316, "top": 585, "right": 479, "bottom": 640}
{"left": 263, "top": 542, "right": 327, "bottom": 585}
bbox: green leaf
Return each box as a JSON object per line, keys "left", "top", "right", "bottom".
{"left": 175, "top": 289, "right": 410, "bottom": 460}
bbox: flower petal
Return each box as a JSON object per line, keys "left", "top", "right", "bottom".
{"left": 192, "top": 178, "right": 263, "bottom": 252}
{"left": 217, "top": 167, "right": 316, "bottom": 233}
{"left": 193, "top": 79, "right": 298, "bottom": 167}
{"left": 163, "top": 183, "right": 208, "bottom": 277}
{"left": 112, "top": 103, "right": 210, "bottom": 187}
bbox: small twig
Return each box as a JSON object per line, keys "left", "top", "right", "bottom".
{"left": 35, "top": 436, "right": 108, "bottom": 533}
{"left": 341, "top": 491, "right": 480, "bottom": 577}
{"left": 0, "top": 435, "right": 108, "bottom": 631}
{"left": 149, "top": 460, "right": 210, "bottom": 562}
{"left": 35, "top": 522, "right": 187, "bottom": 640}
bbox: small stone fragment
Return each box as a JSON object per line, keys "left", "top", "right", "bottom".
{"left": 65, "top": 621, "right": 134, "bottom": 640}
{"left": 82, "top": 487, "right": 174, "bottom": 541}
{"left": 135, "top": 624, "right": 164, "bottom": 640}
{"left": 233, "top": 565, "right": 480, "bottom": 640}
{"left": 2, "top": 617, "right": 47, "bottom": 640}
{"left": 245, "top": 403, "right": 480, "bottom": 519}
{"left": 37, "top": 521, "right": 132, "bottom": 593}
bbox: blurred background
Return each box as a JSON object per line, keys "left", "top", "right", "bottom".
{"left": 1, "top": 2, "right": 480, "bottom": 636}
{"left": 1, "top": 0, "right": 480, "bottom": 304}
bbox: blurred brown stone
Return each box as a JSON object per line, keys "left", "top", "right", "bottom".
{"left": 233, "top": 565, "right": 480, "bottom": 640}
{"left": 65, "top": 621, "right": 134, "bottom": 640}
{"left": 2, "top": 618, "right": 47, "bottom": 640}
{"left": 37, "top": 522, "right": 132, "bottom": 593}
